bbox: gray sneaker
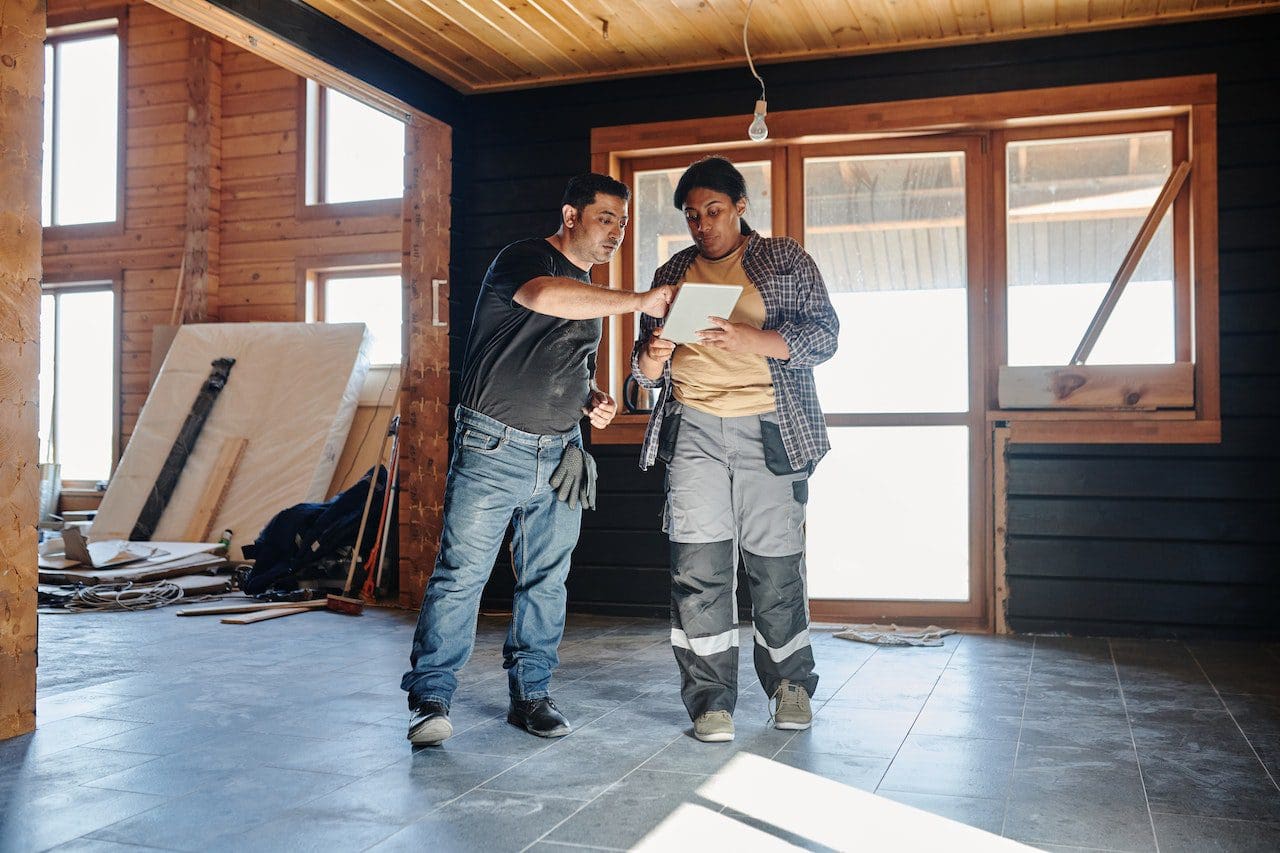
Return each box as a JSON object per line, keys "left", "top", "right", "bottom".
{"left": 408, "top": 700, "right": 453, "bottom": 746}
{"left": 693, "top": 709, "right": 735, "bottom": 743}
{"left": 771, "top": 680, "right": 812, "bottom": 730}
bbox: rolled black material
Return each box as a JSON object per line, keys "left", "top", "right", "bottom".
{"left": 130, "top": 357, "right": 236, "bottom": 541}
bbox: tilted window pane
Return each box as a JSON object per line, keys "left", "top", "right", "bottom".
{"left": 805, "top": 152, "right": 969, "bottom": 413}
{"left": 323, "top": 90, "right": 405, "bottom": 203}
{"left": 1006, "top": 132, "right": 1174, "bottom": 365}
{"left": 324, "top": 274, "right": 404, "bottom": 364}
{"left": 54, "top": 35, "right": 119, "bottom": 226}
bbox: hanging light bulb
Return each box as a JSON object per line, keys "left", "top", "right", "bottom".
{"left": 748, "top": 99, "right": 768, "bottom": 142}
{"left": 743, "top": 0, "right": 769, "bottom": 143}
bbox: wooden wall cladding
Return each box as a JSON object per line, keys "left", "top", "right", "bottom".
{"left": 43, "top": 0, "right": 403, "bottom": 451}
{"left": 42, "top": 0, "right": 445, "bottom": 602}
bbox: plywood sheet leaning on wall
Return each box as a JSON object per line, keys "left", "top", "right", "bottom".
{"left": 91, "top": 322, "right": 370, "bottom": 557}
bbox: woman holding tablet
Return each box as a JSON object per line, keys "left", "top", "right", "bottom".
{"left": 632, "top": 156, "right": 839, "bottom": 743}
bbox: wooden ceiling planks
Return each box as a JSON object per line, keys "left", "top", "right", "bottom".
{"left": 297, "top": 0, "right": 1280, "bottom": 93}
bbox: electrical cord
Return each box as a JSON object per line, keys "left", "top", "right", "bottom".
{"left": 743, "top": 0, "right": 767, "bottom": 103}
{"left": 62, "top": 581, "right": 185, "bottom": 612}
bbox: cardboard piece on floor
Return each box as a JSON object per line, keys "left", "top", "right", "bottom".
{"left": 60, "top": 526, "right": 159, "bottom": 569}
{"left": 92, "top": 322, "right": 371, "bottom": 557}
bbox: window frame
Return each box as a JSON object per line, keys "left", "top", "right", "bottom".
{"left": 40, "top": 272, "right": 123, "bottom": 490}
{"left": 298, "top": 79, "right": 406, "bottom": 219}
{"left": 43, "top": 11, "right": 127, "bottom": 239}
{"left": 591, "top": 75, "right": 1220, "bottom": 450}
{"left": 297, "top": 253, "right": 407, "bottom": 366}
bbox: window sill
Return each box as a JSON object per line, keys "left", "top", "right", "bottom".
{"left": 988, "top": 412, "right": 1220, "bottom": 444}
{"left": 298, "top": 197, "right": 403, "bottom": 221}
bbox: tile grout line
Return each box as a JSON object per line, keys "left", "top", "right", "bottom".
{"left": 517, "top": 730, "right": 687, "bottom": 853}
{"left": 999, "top": 635, "right": 1036, "bottom": 839}
{"left": 358, "top": 631, "right": 677, "bottom": 852}
{"left": 1184, "top": 643, "right": 1280, "bottom": 796}
{"left": 1108, "top": 638, "right": 1162, "bottom": 853}
{"left": 869, "top": 632, "right": 966, "bottom": 797}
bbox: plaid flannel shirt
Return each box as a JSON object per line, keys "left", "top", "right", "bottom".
{"left": 631, "top": 232, "right": 839, "bottom": 471}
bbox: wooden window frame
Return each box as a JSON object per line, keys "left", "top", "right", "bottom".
{"left": 297, "top": 79, "right": 405, "bottom": 219}
{"left": 40, "top": 271, "right": 123, "bottom": 491}
{"left": 590, "top": 76, "right": 1220, "bottom": 631}
{"left": 592, "top": 75, "right": 1220, "bottom": 449}
{"left": 43, "top": 10, "right": 127, "bottom": 240}
{"left": 297, "top": 253, "right": 407, "bottom": 364}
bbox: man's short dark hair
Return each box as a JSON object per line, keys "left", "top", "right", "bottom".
{"left": 562, "top": 172, "right": 631, "bottom": 213}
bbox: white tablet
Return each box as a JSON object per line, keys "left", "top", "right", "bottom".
{"left": 657, "top": 283, "right": 744, "bottom": 344}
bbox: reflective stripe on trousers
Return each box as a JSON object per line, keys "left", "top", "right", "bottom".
{"left": 665, "top": 405, "right": 818, "bottom": 720}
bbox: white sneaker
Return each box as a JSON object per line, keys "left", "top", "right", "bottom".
{"left": 771, "top": 680, "right": 812, "bottom": 731}
{"left": 693, "top": 709, "right": 735, "bottom": 742}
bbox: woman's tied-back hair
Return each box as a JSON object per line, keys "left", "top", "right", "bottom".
{"left": 672, "top": 156, "right": 752, "bottom": 236}
{"left": 561, "top": 172, "right": 631, "bottom": 217}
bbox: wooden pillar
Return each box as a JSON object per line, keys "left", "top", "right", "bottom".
{"left": 398, "top": 116, "right": 452, "bottom": 608}
{"left": 992, "top": 427, "right": 1011, "bottom": 635}
{"left": 179, "top": 27, "right": 221, "bottom": 322}
{"left": 0, "top": 0, "right": 45, "bottom": 740}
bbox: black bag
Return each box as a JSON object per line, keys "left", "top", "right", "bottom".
{"left": 241, "top": 466, "right": 387, "bottom": 595}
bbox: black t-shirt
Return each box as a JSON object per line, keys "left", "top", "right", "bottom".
{"left": 458, "top": 238, "right": 601, "bottom": 435}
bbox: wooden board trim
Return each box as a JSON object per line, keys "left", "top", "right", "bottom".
{"left": 181, "top": 436, "right": 247, "bottom": 541}
{"left": 998, "top": 363, "right": 1195, "bottom": 410}
{"left": 592, "top": 76, "right": 1217, "bottom": 155}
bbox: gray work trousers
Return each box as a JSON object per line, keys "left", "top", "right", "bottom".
{"left": 663, "top": 404, "right": 819, "bottom": 721}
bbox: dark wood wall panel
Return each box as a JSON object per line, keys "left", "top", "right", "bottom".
{"left": 460, "top": 14, "right": 1280, "bottom": 634}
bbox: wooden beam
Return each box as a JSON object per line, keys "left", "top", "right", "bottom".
{"left": 398, "top": 116, "right": 452, "bottom": 609}
{"left": 1071, "top": 160, "right": 1192, "bottom": 365}
{"left": 998, "top": 363, "right": 1195, "bottom": 410}
{"left": 182, "top": 436, "right": 247, "bottom": 541}
{"left": 143, "top": 0, "right": 461, "bottom": 124}
{"left": 0, "top": 0, "right": 45, "bottom": 741}
{"left": 180, "top": 27, "right": 220, "bottom": 322}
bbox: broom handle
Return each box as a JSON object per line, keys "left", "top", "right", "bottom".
{"left": 342, "top": 424, "right": 393, "bottom": 596}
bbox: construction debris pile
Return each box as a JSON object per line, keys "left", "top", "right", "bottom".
{"left": 38, "top": 322, "right": 403, "bottom": 624}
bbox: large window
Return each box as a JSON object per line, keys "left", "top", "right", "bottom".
{"left": 305, "top": 264, "right": 405, "bottom": 365}
{"left": 39, "top": 282, "right": 118, "bottom": 484}
{"left": 43, "top": 19, "right": 121, "bottom": 228}
{"left": 592, "top": 76, "right": 1220, "bottom": 626}
{"left": 303, "top": 81, "right": 405, "bottom": 207}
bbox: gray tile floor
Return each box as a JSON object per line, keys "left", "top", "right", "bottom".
{"left": 2, "top": 608, "right": 1279, "bottom": 852}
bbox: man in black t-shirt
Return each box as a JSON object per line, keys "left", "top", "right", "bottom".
{"left": 402, "top": 174, "right": 674, "bottom": 746}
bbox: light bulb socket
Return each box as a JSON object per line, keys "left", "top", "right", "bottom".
{"left": 754, "top": 99, "right": 767, "bottom": 117}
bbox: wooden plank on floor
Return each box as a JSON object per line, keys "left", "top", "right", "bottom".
{"left": 221, "top": 606, "right": 311, "bottom": 624}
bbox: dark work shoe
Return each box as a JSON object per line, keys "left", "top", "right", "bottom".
{"left": 408, "top": 700, "right": 452, "bottom": 746}
{"left": 507, "top": 697, "right": 571, "bottom": 738}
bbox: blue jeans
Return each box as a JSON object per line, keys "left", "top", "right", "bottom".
{"left": 401, "top": 406, "right": 582, "bottom": 709}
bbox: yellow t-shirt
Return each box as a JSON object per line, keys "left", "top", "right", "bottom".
{"left": 671, "top": 240, "right": 776, "bottom": 417}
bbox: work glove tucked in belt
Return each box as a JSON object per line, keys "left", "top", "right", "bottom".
{"left": 548, "top": 445, "right": 597, "bottom": 511}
